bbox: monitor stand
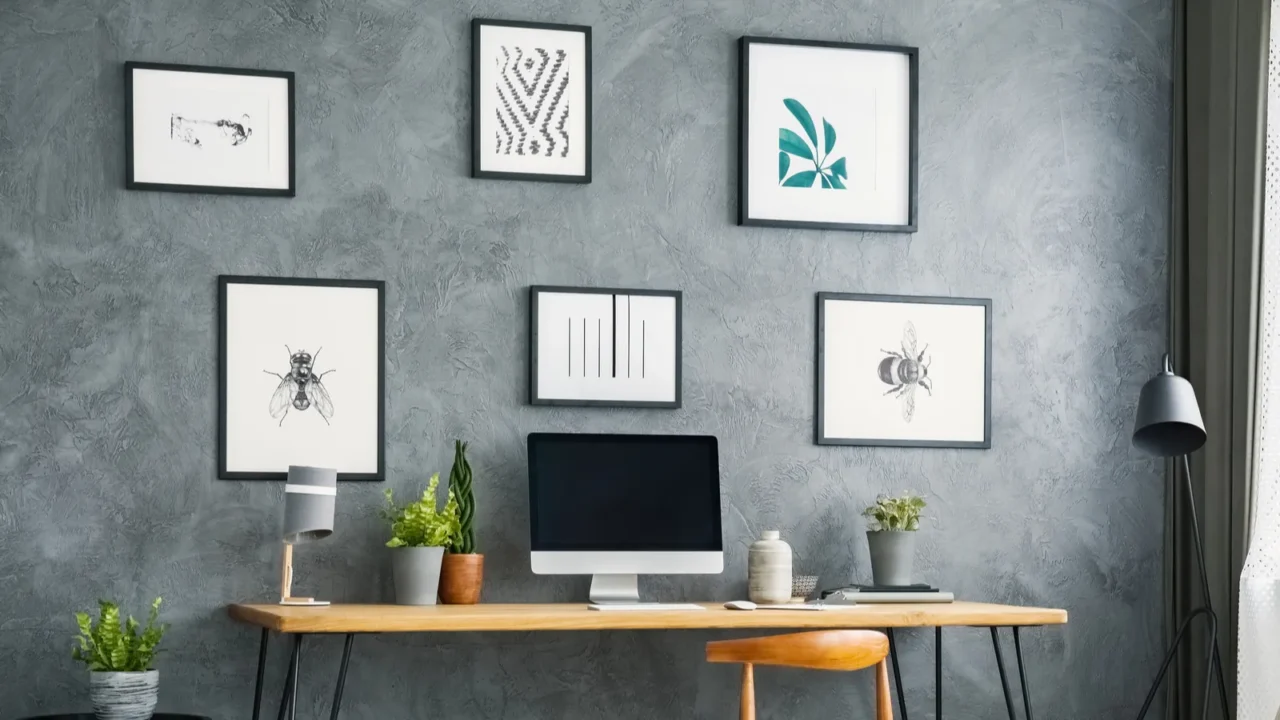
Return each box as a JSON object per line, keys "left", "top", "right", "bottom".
{"left": 589, "top": 574, "right": 641, "bottom": 604}
{"left": 587, "top": 574, "right": 705, "bottom": 611}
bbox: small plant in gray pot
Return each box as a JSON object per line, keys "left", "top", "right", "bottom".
{"left": 382, "top": 473, "right": 460, "bottom": 605}
{"left": 862, "top": 493, "right": 927, "bottom": 586}
{"left": 72, "top": 597, "right": 167, "bottom": 720}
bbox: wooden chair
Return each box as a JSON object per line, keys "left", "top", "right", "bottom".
{"left": 706, "top": 629, "right": 893, "bottom": 720}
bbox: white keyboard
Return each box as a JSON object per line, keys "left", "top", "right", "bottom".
{"left": 588, "top": 603, "right": 706, "bottom": 611}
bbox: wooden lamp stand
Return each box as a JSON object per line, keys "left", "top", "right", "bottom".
{"left": 279, "top": 542, "right": 329, "bottom": 606}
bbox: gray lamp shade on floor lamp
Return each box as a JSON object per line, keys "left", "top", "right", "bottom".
{"left": 1132, "top": 354, "right": 1206, "bottom": 457}
{"left": 279, "top": 465, "right": 336, "bottom": 606}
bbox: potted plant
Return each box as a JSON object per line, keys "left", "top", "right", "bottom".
{"left": 862, "top": 493, "right": 927, "bottom": 586}
{"left": 440, "top": 440, "right": 485, "bottom": 604}
{"left": 72, "top": 597, "right": 167, "bottom": 720}
{"left": 383, "top": 473, "right": 460, "bottom": 605}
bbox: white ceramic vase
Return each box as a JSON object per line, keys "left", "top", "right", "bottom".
{"left": 748, "top": 530, "right": 792, "bottom": 604}
{"left": 89, "top": 670, "right": 158, "bottom": 720}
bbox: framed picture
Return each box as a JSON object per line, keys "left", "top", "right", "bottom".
{"left": 472, "top": 18, "right": 592, "bottom": 183}
{"left": 739, "top": 37, "right": 918, "bottom": 232}
{"left": 529, "top": 286, "right": 681, "bottom": 408}
{"left": 219, "top": 276, "right": 385, "bottom": 480}
{"left": 817, "top": 293, "right": 990, "bottom": 448}
{"left": 125, "top": 62, "right": 295, "bottom": 196}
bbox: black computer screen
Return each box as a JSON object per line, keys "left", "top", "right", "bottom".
{"left": 527, "top": 433, "right": 723, "bottom": 551}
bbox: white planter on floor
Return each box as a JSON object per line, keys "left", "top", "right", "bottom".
{"left": 89, "top": 669, "right": 159, "bottom": 720}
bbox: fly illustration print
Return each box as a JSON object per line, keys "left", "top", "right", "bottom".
{"left": 265, "top": 346, "right": 335, "bottom": 425}
{"left": 878, "top": 321, "right": 932, "bottom": 422}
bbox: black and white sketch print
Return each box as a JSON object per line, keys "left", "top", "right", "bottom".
{"left": 125, "top": 62, "right": 295, "bottom": 196}
{"left": 219, "top": 276, "right": 385, "bottom": 480}
{"left": 530, "top": 286, "right": 681, "bottom": 407}
{"left": 265, "top": 346, "right": 336, "bottom": 426}
{"left": 817, "top": 293, "right": 990, "bottom": 448}
{"left": 495, "top": 46, "right": 571, "bottom": 158}
{"left": 473, "top": 19, "right": 591, "bottom": 182}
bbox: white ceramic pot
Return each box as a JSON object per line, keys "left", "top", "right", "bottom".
{"left": 748, "top": 530, "right": 793, "bottom": 604}
{"left": 89, "top": 669, "right": 158, "bottom": 720}
{"left": 391, "top": 546, "right": 445, "bottom": 605}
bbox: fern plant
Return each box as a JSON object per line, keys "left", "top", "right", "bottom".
{"left": 447, "top": 441, "right": 476, "bottom": 554}
{"left": 72, "top": 597, "right": 167, "bottom": 672}
{"left": 862, "top": 493, "right": 927, "bottom": 532}
{"left": 382, "top": 473, "right": 460, "bottom": 548}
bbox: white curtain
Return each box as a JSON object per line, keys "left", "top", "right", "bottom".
{"left": 1238, "top": 9, "right": 1280, "bottom": 718}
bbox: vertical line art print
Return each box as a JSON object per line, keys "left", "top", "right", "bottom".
{"left": 530, "top": 286, "right": 681, "bottom": 408}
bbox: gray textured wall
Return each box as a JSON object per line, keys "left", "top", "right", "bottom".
{"left": 0, "top": 0, "right": 1170, "bottom": 717}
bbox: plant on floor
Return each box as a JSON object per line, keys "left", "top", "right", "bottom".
{"left": 382, "top": 473, "right": 460, "bottom": 548}
{"left": 72, "top": 597, "right": 167, "bottom": 672}
{"left": 448, "top": 440, "right": 476, "bottom": 554}
{"left": 862, "top": 492, "right": 927, "bottom": 531}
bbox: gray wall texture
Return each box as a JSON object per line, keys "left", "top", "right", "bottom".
{"left": 0, "top": 0, "right": 1171, "bottom": 717}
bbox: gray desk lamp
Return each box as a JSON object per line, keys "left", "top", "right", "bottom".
{"left": 1131, "top": 354, "right": 1228, "bottom": 720}
{"left": 279, "top": 465, "right": 336, "bottom": 606}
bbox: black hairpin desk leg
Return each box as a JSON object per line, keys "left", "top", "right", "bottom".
{"left": 992, "top": 627, "right": 1018, "bottom": 719}
{"left": 886, "top": 628, "right": 909, "bottom": 720}
{"left": 329, "top": 634, "right": 355, "bottom": 720}
{"left": 251, "top": 629, "right": 269, "bottom": 720}
{"left": 936, "top": 627, "right": 943, "bottom": 720}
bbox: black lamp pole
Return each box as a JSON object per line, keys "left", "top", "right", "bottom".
{"left": 1131, "top": 355, "right": 1230, "bottom": 720}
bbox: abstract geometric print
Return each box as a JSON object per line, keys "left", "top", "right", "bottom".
{"left": 495, "top": 46, "right": 570, "bottom": 157}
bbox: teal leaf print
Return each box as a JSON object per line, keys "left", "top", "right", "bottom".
{"left": 781, "top": 170, "right": 819, "bottom": 188}
{"left": 828, "top": 157, "right": 848, "bottom": 180}
{"left": 777, "top": 100, "right": 847, "bottom": 190}
{"left": 779, "top": 129, "right": 813, "bottom": 160}
{"left": 783, "top": 99, "right": 819, "bottom": 147}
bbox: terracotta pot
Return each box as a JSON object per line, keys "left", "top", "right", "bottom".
{"left": 439, "top": 553, "right": 485, "bottom": 604}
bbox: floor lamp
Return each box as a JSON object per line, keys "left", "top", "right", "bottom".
{"left": 1131, "top": 354, "right": 1230, "bottom": 720}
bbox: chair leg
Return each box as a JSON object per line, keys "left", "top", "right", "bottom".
{"left": 741, "top": 663, "right": 755, "bottom": 720}
{"left": 876, "top": 658, "right": 894, "bottom": 720}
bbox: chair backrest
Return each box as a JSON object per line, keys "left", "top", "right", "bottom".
{"left": 706, "top": 630, "right": 893, "bottom": 720}
{"left": 706, "top": 629, "right": 890, "bottom": 671}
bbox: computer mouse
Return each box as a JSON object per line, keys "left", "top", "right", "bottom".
{"left": 724, "top": 600, "right": 757, "bottom": 611}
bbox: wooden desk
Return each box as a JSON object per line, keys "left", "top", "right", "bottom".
{"left": 229, "top": 601, "right": 1067, "bottom": 720}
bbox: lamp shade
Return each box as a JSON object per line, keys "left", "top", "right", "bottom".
{"left": 1132, "top": 354, "right": 1206, "bottom": 457}
{"left": 282, "top": 465, "right": 336, "bottom": 544}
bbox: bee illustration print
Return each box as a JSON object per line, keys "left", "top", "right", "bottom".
{"left": 878, "top": 322, "right": 932, "bottom": 423}
{"left": 264, "top": 346, "right": 336, "bottom": 426}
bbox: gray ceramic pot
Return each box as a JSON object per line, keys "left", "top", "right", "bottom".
{"left": 89, "top": 670, "right": 158, "bottom": 720}
{"left": 391, "top": 546, "right": 445, "bottom": 605}
{"left": 867, "top": 530, "right": 915, "bottom": 586}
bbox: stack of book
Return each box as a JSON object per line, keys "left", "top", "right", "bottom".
{"left": 819, "top": 584, "right": 955, "bottom": 604}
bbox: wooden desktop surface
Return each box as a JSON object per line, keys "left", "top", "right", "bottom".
{"left": 228, "top": 601, "right": 1068, "bottom": 634}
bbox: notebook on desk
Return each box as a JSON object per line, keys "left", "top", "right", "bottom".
{"left": 820, "top": 584, "right": 955, "bottom": 604}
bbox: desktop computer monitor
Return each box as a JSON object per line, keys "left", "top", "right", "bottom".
{"left": 527, "top": 433, "right": 724, "bottom": 605}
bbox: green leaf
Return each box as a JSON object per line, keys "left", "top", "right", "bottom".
{"left": 820, "top": 174, "right": 832, "bottom": 189}
{"left": 827, "top": 173, "right": 846, "bottom": 189}
{"left": 781, "top": 170, "right": 819, "bottom": 188}
{"left": 829, "top": 157, "right": 847, "bottom": 180}
{"left": 778, "top": 129, "right": 812, "bottom": 161}
{"left": 778, "top": 152, "right": 790, "bottom": 182}
{"left": 783, "top": 99, "right": 818, "bottom": 147}
{"left": 823, "top": 118, "right": 836, "bottom": 156}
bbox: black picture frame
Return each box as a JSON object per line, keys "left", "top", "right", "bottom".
{"left": 218, "top": 275, "right": 385, "bottom": 480}
{"left": 471, "top": 18, "right": 593, "bottom": 183}
{"left": 529, "top": 285, "right": 682, "bottom": 408}
{"left": 125, "top": 61, "right": 296, "bottom": 197}
{"left": 738, "top": 36, "right": 919, "bottom": 233}
{"left": 816, "top": 292, "right": 991, "bottom": 448}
